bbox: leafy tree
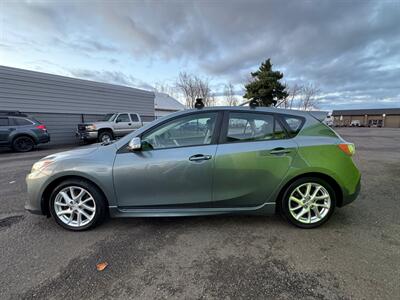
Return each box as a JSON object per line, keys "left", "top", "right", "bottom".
{"left": 244, "top": 59, "right": 288, "bottom": 106}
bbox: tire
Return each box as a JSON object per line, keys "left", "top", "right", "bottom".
{"left": 49, "top": 179, "right": 107, "bottom": 231}
{"left": 12, "top": 136, "right": 35, "bottom": 152}
{"left": 280, "top": 177, "right": 336, "bottom": 229}
{"left": 98, "top": 131, "right": 113, "bottom": 143}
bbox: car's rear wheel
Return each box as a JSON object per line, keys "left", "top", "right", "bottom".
{"left": 49, "top": 179, "right": 106, "bottom": 231}
{"left": 12, "top": 136, "right": 35, "bottom": 152}
{"left": 281, "top": 177, "right": 336, "bottom": 229}
{"left": 98, "top": 131, "right": 113, "bottom": 143}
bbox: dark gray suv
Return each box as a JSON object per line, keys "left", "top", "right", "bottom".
{"left": 0, "top": 111, "right": 50, "bottom": 152}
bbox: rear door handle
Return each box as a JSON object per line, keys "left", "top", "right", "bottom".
{"left": 269, "top": 148, "right": 291, "bottom": 155}
{"left": 189, "top": 154, "right": 212, "bottom": 161}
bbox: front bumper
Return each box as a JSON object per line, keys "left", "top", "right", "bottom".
{"left": 25, "top": 171, "right": 51, "bottom": 216}
{"left": 76, "top": 130, "right": 98, "bottom": 140}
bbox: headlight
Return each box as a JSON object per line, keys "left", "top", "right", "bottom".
{"left": 31, "top": 159, "right": 54, "bottom": 173}
{"left": 85, "top": 124, "right": 96, "bottom": 131}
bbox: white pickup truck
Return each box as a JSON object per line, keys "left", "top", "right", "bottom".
{"left": 76, "top": 112, "right": 148, "bottom": 143}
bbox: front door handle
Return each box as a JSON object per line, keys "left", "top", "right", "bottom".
{"left": 269, "top": 148, "right": 291, "bottom": 155}
{"left": 189, "top": 154, "right": 212, "bottom": 161}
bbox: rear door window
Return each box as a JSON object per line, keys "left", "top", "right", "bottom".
{"left": 225, "top": 112, "right": 287, "bottom": 143}
{"left": 12, "top": 118, "right": 34, "bottom": 126}
{"left": 130, "top": 114, "right": 139, "bottom": 122}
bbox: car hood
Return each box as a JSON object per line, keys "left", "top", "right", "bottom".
{"left": 41, "top": 144, "right": 100, "bottom": 162}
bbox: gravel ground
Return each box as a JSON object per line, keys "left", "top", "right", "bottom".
{"left": 0, "top": 128, "right": 399, "bottom": 299}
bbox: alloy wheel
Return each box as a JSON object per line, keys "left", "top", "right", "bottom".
{"left": 53, "top": 186, "right": 96, "bottom": 228}
{"left": 288, "top": 182, "right": 331, "bottom": 224}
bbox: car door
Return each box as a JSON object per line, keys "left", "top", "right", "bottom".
{"left": 0, "top": 117, "right": 10, "bottom": 144}
{"left": 212, "top": 111, "right": 299, "bottom": 208}
{"left": 114, "top": 113, "right": 132, "bottom": 136}
{"left": 113, "top": 111, "right": 222, "bottom": 208}
{"left": 129, "top": 113, "right": 142, "bottom": 131}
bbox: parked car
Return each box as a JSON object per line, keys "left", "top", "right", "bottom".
{"left": 76, "top": 112, "right": 147, "bottom": 143}
{"left": 26, "top": 106, "right": 361, "bottom": 231}
{"left": 0, "top": 111, "right": 50, "bottom": 152}
{"left": 350, "top": 120, "right": 361, "bottom": 127}
{"left": 323, "top": 114, "right": 334, "bottom": 127}
{"left": 368, "top": 119, "right": 383, "bottom": 127}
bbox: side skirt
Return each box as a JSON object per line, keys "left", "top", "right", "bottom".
{"left": 108, "top": 203, "right": 276, "bottom": 218}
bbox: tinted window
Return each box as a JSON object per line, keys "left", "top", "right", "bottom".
{"left": 0, "top": 118, "right": 8, "bottom": 126}
{"left": 226, "top": 112, "right": 286, "bottom": 143}
{"left": 281, "top": 116, "right": 304, "bottom": 136}
{"left": 116, "top": 114, "right": 129, "bottom": 123}
{"left": 13, "top": 118, "right": 33, "bottom": 126}
{"left": 130, "top": 114, "right": 139, "bottom": 122}
{"left": 142, "top": 113, "right": 218, "bottom": 150}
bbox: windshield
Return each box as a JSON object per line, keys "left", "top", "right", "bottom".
{"left": 100, "top": 113, "right": 117, "bottom": 121}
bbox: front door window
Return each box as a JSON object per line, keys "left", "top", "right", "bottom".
{"left": 142, "top": 113, "right": 218, "bottom": 150}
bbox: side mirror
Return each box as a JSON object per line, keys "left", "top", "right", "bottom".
{"left": 127, "top": 137, "right": 142, "bottom": 151}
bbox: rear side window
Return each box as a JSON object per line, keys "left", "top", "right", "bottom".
{"left": 12, "top": 118, "right": 33, "bottom": 126}
{"left": 130, "top": 114, "right": 139, "bottom": 122}
{"left": 0, "top": 117, "right": 8, "bottom": 126}
{"left": 225, "top": 112, "right": 286, "bottom": 143}
{"left": 281, "top": 116, "right": 304, "bottom": 137}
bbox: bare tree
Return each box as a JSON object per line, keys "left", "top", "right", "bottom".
{"left": 153, "top": 81, "right": 179, "bottom": 99}
{"left": 276, "top": 83, "right": 302, "bottom": 109}
{"left": 223, "top": 82, "right": 238, "bottom": 106}
{"left": 176, "top": 72, "right": 198, "bottom": 108}
{"left": 299, "top": 83, "right": 320, "bottom": 110}
{"left": 176, "top": 72, "right": 215, "bottom": 108}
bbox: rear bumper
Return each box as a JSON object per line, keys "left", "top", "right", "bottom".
{"left": 38, "top": 134, "right": 50, "bottom": 144}
{"left": 76, "top": 130, "right": 98, "bottom": 140}
{"left": 340, "top": 177, "right": 361, "bottom": 207}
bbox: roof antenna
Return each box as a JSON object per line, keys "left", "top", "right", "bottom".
{"left": 195, "top": 98, "right": 204, "bottom": 109}
{"left": 249, "top": 99, "right": 259, "bottom": 108}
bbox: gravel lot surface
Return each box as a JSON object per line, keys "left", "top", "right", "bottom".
{"left": 0, "top": 128, "right": 399, "bottom": 299}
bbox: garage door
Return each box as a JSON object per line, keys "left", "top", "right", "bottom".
{"left": 385, "top": 116, "right": 400, "bottom": 128}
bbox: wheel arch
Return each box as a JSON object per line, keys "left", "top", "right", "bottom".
{"left": 41, "top": 175, "right": 110, "bottom": 216}
{"left": 98, "top": 128, "right": 114, "bottom": 135}
{"left": 276, "top": 172, "right": 343, "bottom": 212}
{"left": 11, "top": 132, "right": 38, "bottom": 145}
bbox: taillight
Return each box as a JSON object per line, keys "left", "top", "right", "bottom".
{"left": 338, "top": 143, "right": 355, "bottom": 156}
{"left": 36, "top": 124, "right": 47, "bottom": 131}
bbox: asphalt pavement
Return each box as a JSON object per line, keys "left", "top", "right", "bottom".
{"left": 0, "top": 128, "right": 399, "bottom": 299}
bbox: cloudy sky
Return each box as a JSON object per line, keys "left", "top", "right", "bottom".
{"left": 1, "top": 0, "right": 399, "bottom": 109}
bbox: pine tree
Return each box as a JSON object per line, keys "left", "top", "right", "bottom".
{"left": 244, "top": 59, "right": 288, "bottom": 106}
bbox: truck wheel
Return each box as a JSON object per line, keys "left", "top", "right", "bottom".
{"left": 98, "top": 131, "right": 113, "bottom": 143}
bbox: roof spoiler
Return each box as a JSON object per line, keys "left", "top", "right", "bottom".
{"left": 308, "top": 111, "right": 329, "bottom": 122}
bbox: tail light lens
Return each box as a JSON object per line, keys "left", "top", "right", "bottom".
{"left": 338, "top": 143, "right": 355, "bottom": 156}
{"left": 36, "top": 124, "right": 47, "bottom": 132}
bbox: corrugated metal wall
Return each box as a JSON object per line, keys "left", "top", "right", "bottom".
{"left": 0, "top": 66, "right": 155, "bottom": 144}
{"left": 29, "top": 113, "right": 106, "bottom": 145}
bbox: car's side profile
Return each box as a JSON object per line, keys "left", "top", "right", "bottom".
{"left": 0, "top": 111, "right": 50, "bottom": 152}
{"left": 26, "top": 106, "right": 361, "bottom": 230}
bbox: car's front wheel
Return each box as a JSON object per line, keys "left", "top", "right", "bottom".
{"left": 98, "top": 131, "right": 113, "bottom": 143}
{"left": 281, "top": 177, "right": 336, "bottom": 229}
{"left": 49, "top": 179, "right": 106, "bottom": 231}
